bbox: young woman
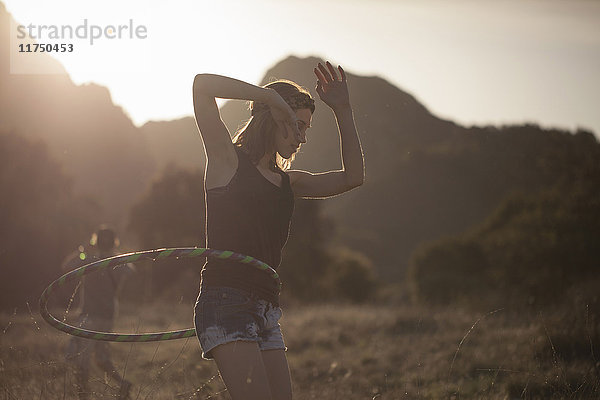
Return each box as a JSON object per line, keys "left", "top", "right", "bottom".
{"left": 192, "top": 61, "right": 364, "bottom": 400}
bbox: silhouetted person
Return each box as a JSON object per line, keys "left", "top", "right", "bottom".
{"left": 63, "top": 226, "right": 132, "bottom": 400}
{"left": 192, "top": 61, "right": 364, "bottom": 399}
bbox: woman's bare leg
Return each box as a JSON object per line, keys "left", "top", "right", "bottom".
{"left": 93, "top": 342, "right": 132, "bottom": 399}
{"left": 261, "top": 349, "right": 292, "bottom": 400}
{"left": 211, "top": 341, "right": 273, "bottom": 400}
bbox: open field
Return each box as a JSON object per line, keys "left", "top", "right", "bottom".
{"left": 1, "top": 301, "right": 599, "bottom": 399}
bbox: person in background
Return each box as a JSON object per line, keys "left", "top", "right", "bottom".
{"left": 63, "top": 225, "right": 133, "bottom": 400}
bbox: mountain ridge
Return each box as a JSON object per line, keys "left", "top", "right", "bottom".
{"left": 3, "top": 0, "right": 597, "bottom": 279}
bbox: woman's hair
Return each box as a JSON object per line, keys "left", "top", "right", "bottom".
{"left": 232, "top": 79, "right": 315, "bottom": 171}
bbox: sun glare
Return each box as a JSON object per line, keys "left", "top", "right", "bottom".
{"left": 5, "top": 0, "right": 599, "bottom": 133}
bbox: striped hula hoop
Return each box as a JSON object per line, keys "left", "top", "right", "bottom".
{"left": 39, "top": 247, "right": 279, "bottom": 342}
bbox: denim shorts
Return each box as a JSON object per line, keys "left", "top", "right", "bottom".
{"left": 194, "top": 286, "right": 286, "bottom": 360}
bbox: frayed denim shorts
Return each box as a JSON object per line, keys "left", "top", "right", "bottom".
{"left": 194, "top": 286, "right": 286, "bottom": 360}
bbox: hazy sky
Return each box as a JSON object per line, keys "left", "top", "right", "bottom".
{"left": 5, "top": 0, "right": 600, "bottom": 136}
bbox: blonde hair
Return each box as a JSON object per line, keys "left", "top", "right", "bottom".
{"left": 232, "top": 79, "right": 315, "bottom": 171}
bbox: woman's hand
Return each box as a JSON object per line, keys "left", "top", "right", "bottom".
{"left": 314, "top": 61, "right": 350, "bottom": 111}
{"left": 266, "top": 88, "right": 302, "bottom": 140}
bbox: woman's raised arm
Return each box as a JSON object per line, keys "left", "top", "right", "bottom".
{"left": 288, "top": 62, "right": 365, "bottom": 199}
{"left": 192, "top": 74, "right": 273, "bottom": 165}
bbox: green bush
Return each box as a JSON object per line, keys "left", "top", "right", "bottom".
{"left": 280, "top": 200, "right": 378, "bottom": 303}
{"left": 325, "top": 247, "right": 378, "bottom": 303}
{"left": 408, "top": 238, "right": 491, "bottom": 306}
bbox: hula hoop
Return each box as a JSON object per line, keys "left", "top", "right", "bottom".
{"left": 39, "top": 247, "right": 279, "bottom": 342}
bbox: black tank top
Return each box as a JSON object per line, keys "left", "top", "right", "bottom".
{"left": 200, "top": 146, "right": 295, "bottom": 305}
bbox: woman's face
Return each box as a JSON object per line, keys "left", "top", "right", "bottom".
{"left": 275, "top": 108, "right": 312, "bottom": 159}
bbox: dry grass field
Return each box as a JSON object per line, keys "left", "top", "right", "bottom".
{"left": 1, "top": 299, "right": 599, "bottom": 399}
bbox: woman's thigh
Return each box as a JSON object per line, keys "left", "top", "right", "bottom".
{"left": 211, "top": 341, "right": 272, "bottom": 400}
{"left": 262, "top": 349, "right": 292, "bottom": 400}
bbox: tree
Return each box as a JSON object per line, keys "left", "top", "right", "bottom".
{"left": 408, "top": 156, "right": 600, "bottom": 308}
{"left": 127, "top": 165, "right": 205, "bottom": 302}
{"left": 0, "top": 131, "right": 100, "bottom": 310}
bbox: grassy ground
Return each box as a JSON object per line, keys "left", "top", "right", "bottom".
{"left": 1, "top": 300, "right": 599, "bottom": 399}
